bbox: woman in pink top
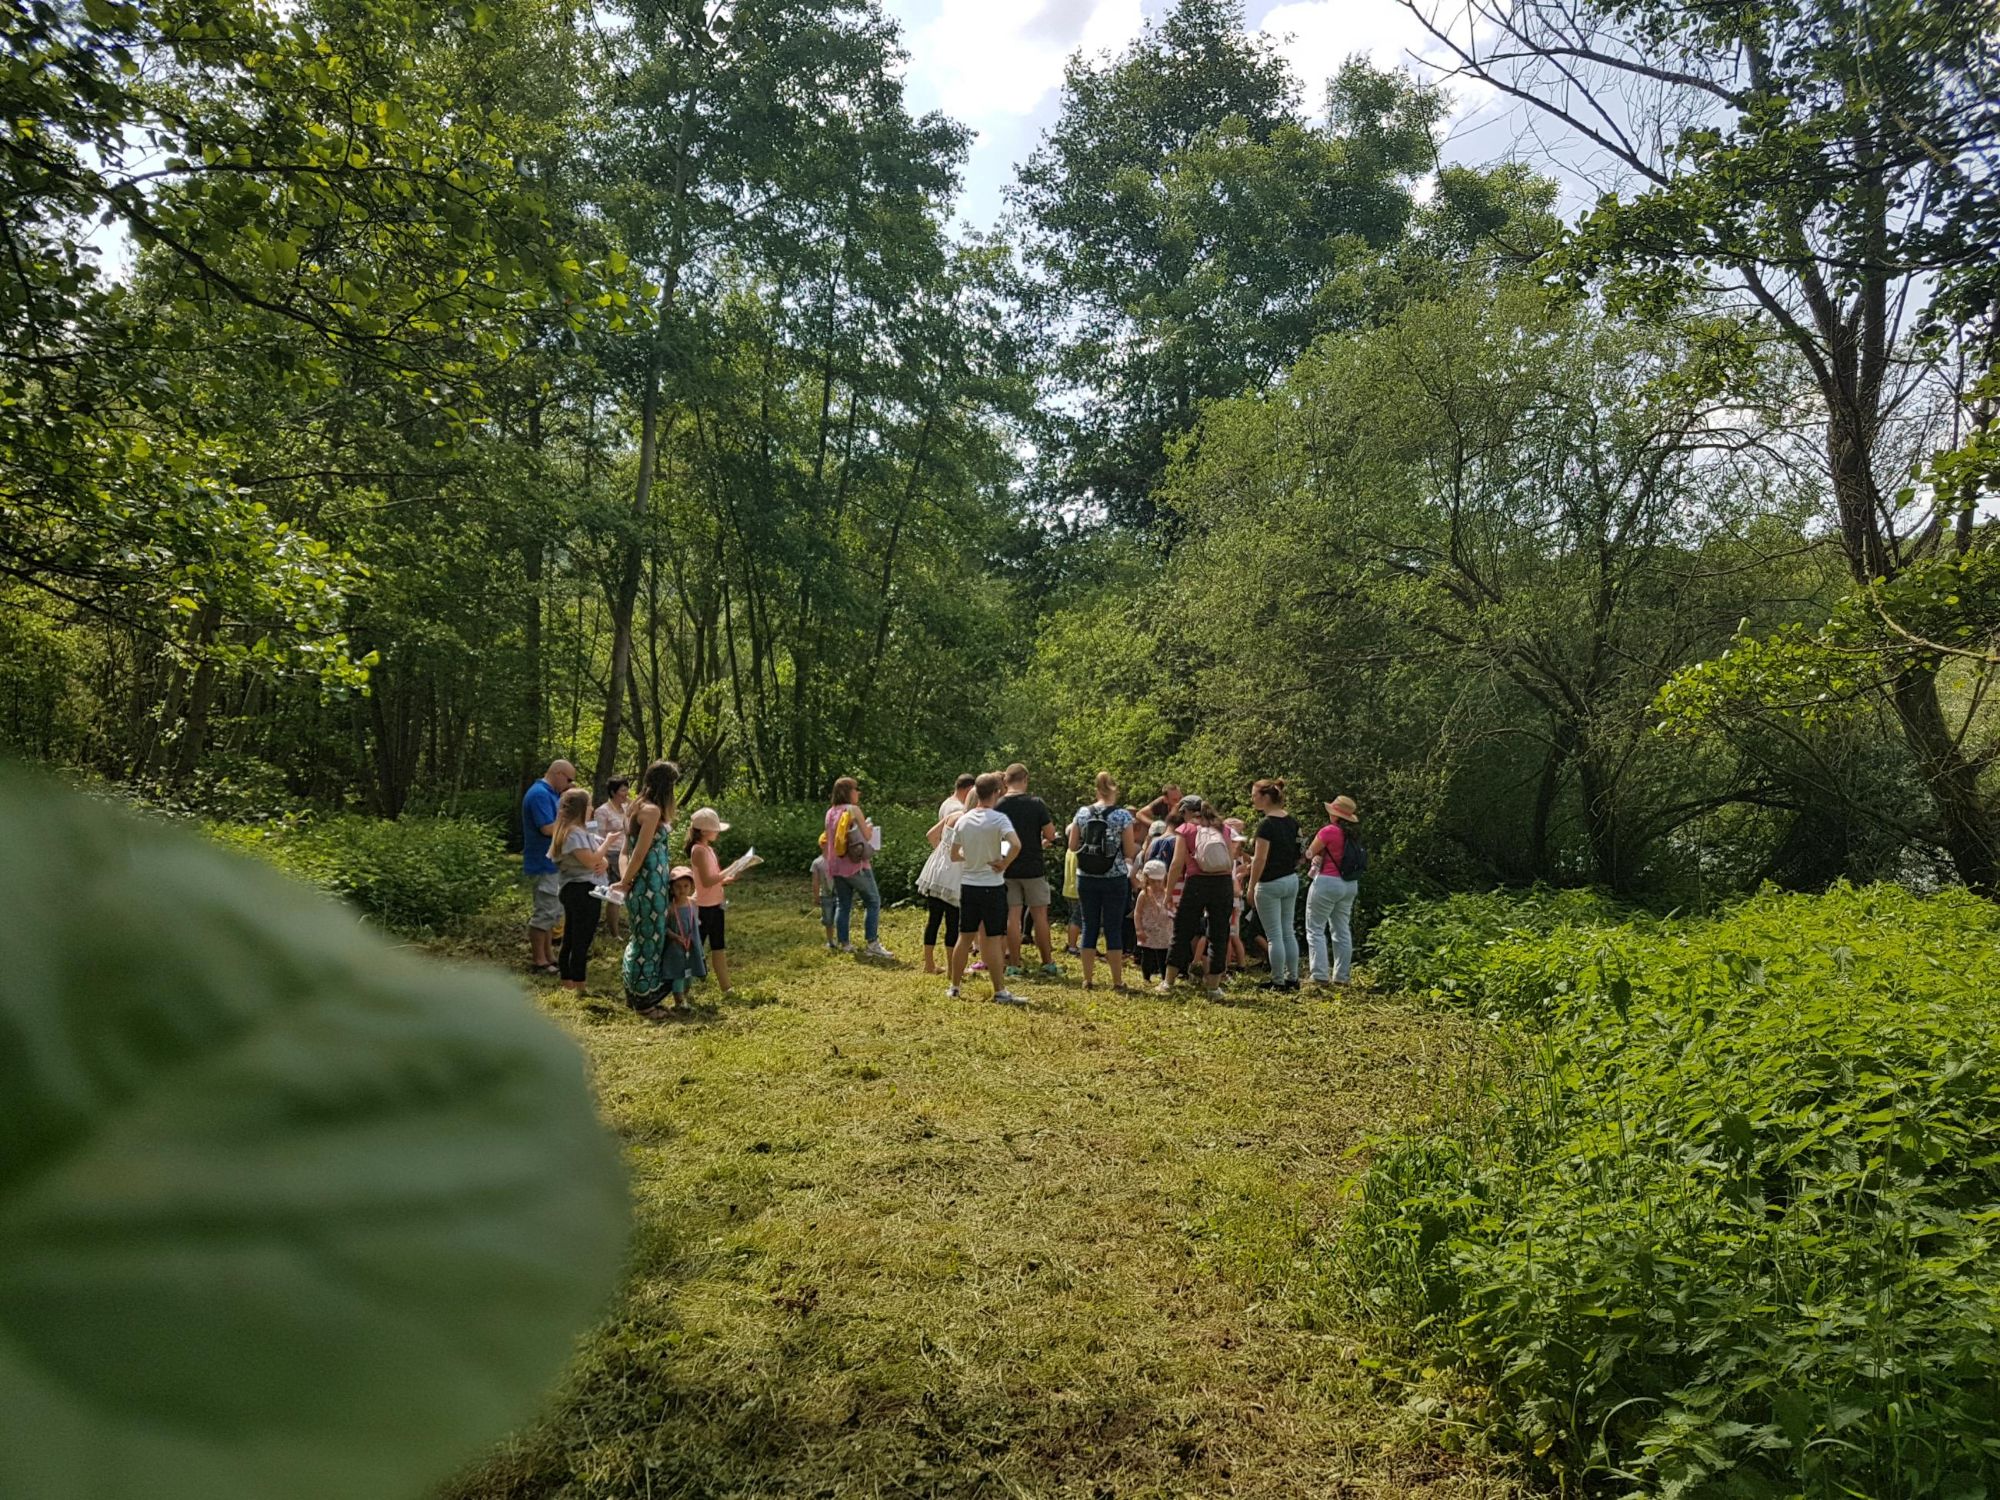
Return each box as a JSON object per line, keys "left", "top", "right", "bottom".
{"left": 1303, "top": 795, "right": 1361, "bottom": 985}
{"left": 824, "top": 776, "right": 890, "bottom": 958}
{"left": 686, "top": 806, "right": 738, "bottom": 993}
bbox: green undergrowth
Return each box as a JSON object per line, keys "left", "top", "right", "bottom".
{"left": 1338, "top": 885, "right": 2000, "bottom": 1498}
{"left": 435, "top": 883, "right": 1523, "bottom": 1499}
{"left": 207, "top": 813, "right": 510, "bottom": 933}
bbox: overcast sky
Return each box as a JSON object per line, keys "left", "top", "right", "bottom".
{"left": 880, "top": 0, "right": 1599, "bottom": 233}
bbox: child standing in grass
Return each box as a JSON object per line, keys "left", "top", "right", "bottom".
{"left": 660, "top": 865, "right": 707, "bottom": 1005}
{"left": 811, "top": 849, "right": 836, "bottom": 949}
{"left": 1133, "top": 859, "right": 1173, "bottom": 982}
{"left": 686, "top": 807, "right": 737, "bottom": 995}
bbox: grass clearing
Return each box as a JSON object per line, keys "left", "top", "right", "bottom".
{"left": 438, "top": 884, "right": 1523, "bottom": 1499}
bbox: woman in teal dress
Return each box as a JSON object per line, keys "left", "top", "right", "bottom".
{"left": 613, "top": 759, "right": 681, "bottom": 1019}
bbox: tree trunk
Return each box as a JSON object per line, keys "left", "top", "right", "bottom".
{"left": 1888, "top": 665, "right": 1999, "bottom": 893}
{"left": 1528, "top": 722, "right": 1574, "bottom": 883}
{"left": 591, "top": 350, "right": 662, "bottom": 794}
{"left": 1575, "top": 742, "right": 1623, "bottom": 892}
{"left": 517, "top": 403, "right": 547, "bottom": 796}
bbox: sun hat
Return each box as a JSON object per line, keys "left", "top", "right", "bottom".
{"left": 1177, "top": 793, "right": 1207, "bottom": 815}
{"left": 689, "top": 807, "right": 729, "bottom": 834}
{"left": 1143, "top": 859, "right": 1167, "bottom": 881}
{"left": 669, "top": 864, "right": 695, "bottom": 884}
{"left": 1326, "top": 795, "right": 1360, "bottom": 823}
{"left": 1149, "top": 819, "right": 1168, "bottom": 840}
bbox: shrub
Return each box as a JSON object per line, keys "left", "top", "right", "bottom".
{"left": 1337, "top": 885, "right": 2000, "bottom": 1498}
{"left": 1368, "top": 885, "right": 1639, "bottom": 1008}
{"left": 217, "top": 815, "right": 511, "bottom": 934}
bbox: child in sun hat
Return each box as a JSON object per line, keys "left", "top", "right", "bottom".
{"left": 686, "top": 806, "right": 737, "bottom": 994}
{"left": 661, "top": 865, "right": 707, "bottom": 1003}
{"left": 1133, "top": 859, "right": 1173, "bottom": 982}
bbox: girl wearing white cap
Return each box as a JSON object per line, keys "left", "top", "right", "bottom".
{"left": 687, "top": 807, "right": 739, "bottom": 994}
{"left": 1132, "top": 859, "right": 1174, "bottom": 983}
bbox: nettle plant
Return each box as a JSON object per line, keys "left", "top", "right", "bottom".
{"left": 0, "top": 772, "right": 629, "bottom": 1500}
{"left": 1342, "top": 885, "right": 2000, "bottom": 1498}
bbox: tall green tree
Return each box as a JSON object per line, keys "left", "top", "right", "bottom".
{"left": 1012, "top": 0, "right": 1444, "bottom": 531}
{"left": 1158, "top": 285, "right": 1841, "bottom": 892}
{"left": 1407, "top": 0, "right": 2000, "bottom": 886}
{"left": 1, "top": 0, "right": 613, "bottom": 788}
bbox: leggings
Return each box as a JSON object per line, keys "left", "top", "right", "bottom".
{"left": 1168, "top": 873, "right": 1235, "bottom": 979}
{"left": 924, "top": 895, "right": 960, "bottom": 948}
{"left": 557, "top": 880, "right": 602, "bottom": 982}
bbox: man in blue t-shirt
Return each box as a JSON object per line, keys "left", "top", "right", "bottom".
{"left": 522, "top": 759, "right": 575, "bottom": 973}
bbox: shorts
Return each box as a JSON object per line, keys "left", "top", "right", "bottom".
{"left": 1006, "top": 875, "right": 1052, "bottom": 909}
{"left": 819, "top": 892, "right": 838, "bottom": 926}
{"left": 961, "top": 883, "right": 1009, "bottom": 937}
{"left": 527, "top": 871, "right": 561, "bottom": 931}
{"left": 698, "top": 903, "right": 726, "bottom": 952}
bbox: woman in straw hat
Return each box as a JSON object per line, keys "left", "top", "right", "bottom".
{"left": 1303, "top": 795, "right": 1362, "bottom": 986}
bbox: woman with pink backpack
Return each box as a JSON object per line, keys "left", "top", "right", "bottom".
{"left": 1157, "top": 794, "right": 1237, "bottom": 998}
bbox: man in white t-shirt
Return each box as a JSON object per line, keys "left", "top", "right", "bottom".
{"left": 949, "top": 771, "right": 1026, "bottom": 1005}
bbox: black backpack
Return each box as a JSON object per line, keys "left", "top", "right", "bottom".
{"left": 1338, "top": 828, "right": 1369, "bottom": 879}
{"left": 1076, "top": 806, "right": 1119, "bottom": 876}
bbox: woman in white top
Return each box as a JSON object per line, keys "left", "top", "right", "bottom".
{"left": 922, "top": 773, "right": 977, "bottom": 974}
{"left": 948, "top": 772, "right": 1025, "bottom": 1006}
{"left": 593, "top": 777, "right": 631, "bottom": 937}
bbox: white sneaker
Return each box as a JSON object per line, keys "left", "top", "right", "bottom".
{"left": 865, "top": 941, "right": 893, "bottom": 959}
{"left": 946, "top": 984, "right": 961, "bottom": 999}
{"left": 992, "top": 989, "right": 1028, "bottom": 1007}
{"left": 838, "top": 943, "right": 854, "bottom": 954}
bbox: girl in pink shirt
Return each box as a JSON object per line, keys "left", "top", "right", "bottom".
{"left": 687, "top": 807, "right": 738, "bottom": 993}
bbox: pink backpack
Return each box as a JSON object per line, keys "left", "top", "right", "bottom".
{"left": 1193, "top": 824, "right": 1232, "bottom": 873}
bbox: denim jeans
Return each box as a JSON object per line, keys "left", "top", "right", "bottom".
{"left": 1254, "top": 872, "right": 1300, "bottom": 983}
{"left": 1076, "top": 872, "right": 1129, "bottom": 952}
{"left": 1305, "top": 874, "right": 1358, "bottom": 982}
{"left": 833, "top": 867, "right": 881, "bottom": 945}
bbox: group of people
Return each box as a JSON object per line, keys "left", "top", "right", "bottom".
{"left": 910, "top": 765, "right": 1365, "bottom": 1006}
{"left": 522, "top": 756, "right": 1366, "bottom": 1020}
{"left": 522, "top": 757, "right": 744, "bottom": 1022}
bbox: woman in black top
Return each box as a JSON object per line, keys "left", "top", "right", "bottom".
{"left": 1245, "top": 778, "right": 1303, "bottom": 990}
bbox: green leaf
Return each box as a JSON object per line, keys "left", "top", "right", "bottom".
{"left": 0, "top": 774, "right": 629, "bottom": 1500}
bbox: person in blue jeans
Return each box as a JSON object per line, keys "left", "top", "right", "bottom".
{"left": 1244, "top": 778, "right": 1303, "bottom": 991}
{"left": 824, "top": 776, "right": 890, "bottom": 958}
{"left": 1065, "top": 771, "right": 1139, "bottom": 990}
{"left": 1303, "top": 795, "right": 1362, "bottom": 984}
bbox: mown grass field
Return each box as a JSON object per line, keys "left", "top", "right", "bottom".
{"left": 436, "top": 882, "right": 1522, "bottom": 1499}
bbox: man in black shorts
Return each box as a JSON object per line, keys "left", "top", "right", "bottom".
{"left": 996, "top": 762, "right": 1059, "bottom": 977}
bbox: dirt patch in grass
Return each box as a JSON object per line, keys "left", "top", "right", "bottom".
{"left": 439, "top": 887, "right": 1522, "bottom": 1499}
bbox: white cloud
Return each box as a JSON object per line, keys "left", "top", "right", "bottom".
{"left": 903, "top": 0, "right": 1144, "bottom": 129}
{"left": 1255, "top": 0, "right": 1493, "bottom": 121}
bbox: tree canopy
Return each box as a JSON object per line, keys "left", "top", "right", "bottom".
{"left": 2, "top": 0, "right": 1995, "bottom": 896}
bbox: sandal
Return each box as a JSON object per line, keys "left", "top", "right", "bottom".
{"left": 528, "top": 963, "right": 559, "bottom": 977}
{"left": 636, "top": 1004, "right": 675, "bottom": 1024}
